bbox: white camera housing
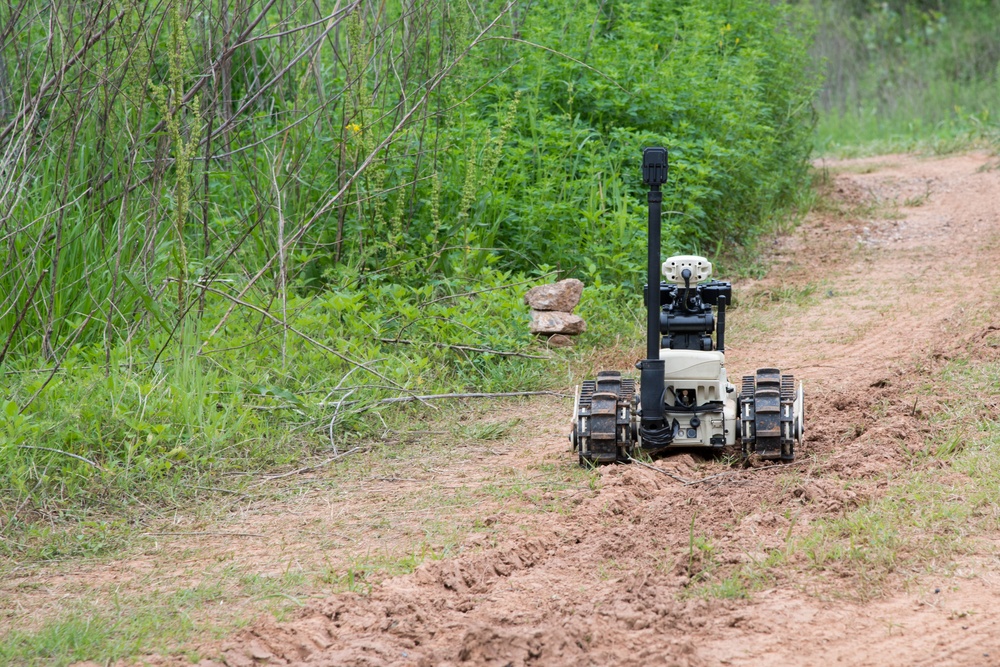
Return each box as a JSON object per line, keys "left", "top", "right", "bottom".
{"left": 662, "top": 255, "right": 712, "bottom": 284}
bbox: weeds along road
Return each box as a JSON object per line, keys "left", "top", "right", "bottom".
{"left": 7, "top": 152, "right": 1000, "bottom": 666}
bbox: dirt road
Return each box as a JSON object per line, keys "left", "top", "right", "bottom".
{"left": 182, "top": 151, "right": 1000, "bottom": 667}
{"left": 12, "top": 152, "right": 999, "bottom": 666}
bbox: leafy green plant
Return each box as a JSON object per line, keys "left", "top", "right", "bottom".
{"left": 0, "top": 0, "right": 820, "bottom": 543}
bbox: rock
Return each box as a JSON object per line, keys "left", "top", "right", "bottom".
{"left": 530, "top": 310, "right": 586, "bottom": 335}
{"left": 524, "top": 279, "right": 584, "bottom": 312}
{"left": 546, "top": 334, "right": 575, "bottom": 348}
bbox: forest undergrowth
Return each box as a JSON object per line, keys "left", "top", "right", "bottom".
{"left": 0, "top": 0, "right": 820, "bottom": 550}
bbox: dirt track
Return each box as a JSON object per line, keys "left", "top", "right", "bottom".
{"left": 50, "top": 152, "right": 1000, "bottom": 666}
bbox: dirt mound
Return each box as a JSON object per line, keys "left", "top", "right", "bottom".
{"left": 213, "top": 475, "right": 723, "bottom": 667}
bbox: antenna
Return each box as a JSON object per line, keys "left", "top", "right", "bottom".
{"left": 639, "top": 147, "right": 668, "bottom": 440}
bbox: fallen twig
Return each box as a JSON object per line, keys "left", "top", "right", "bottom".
{"left": 332, "top": 390, "right": 568, "bottom": 409}
{"left": 192, "top": 283, "right": 409, "bottom": 392}
{"left": 253, "top": 446, "right": 364, "bottom": 484}
{"left": 190, "top": 485, "right": 248, "bottom": 496}
{"left": 417, "top": 272, "right": 556, "bottom": 309}
{"left": 684, "top": 457, "right": 816, "bottom": 486}
{"left": 143, "top": 532, "right": 265, "bottom": 538}
{"left": 18, "top": 445, "right": 102, "bottom": 470}
{"left": 683, "top": 470, "right": 737, "bottom": 486}
{"left": 377, "top": 337, "right": 550, "bottom": 360}
{"left": 627, "top": 455, "right": 692, "bottom": 484}
{"left": 328, "top": 388, "right": 364, "bottom": 454}
{"left": 481, "top": 36, "right": 631, "bottom": 93}
{"left": 629, "top": 454, "right": 817, "bottom": 487}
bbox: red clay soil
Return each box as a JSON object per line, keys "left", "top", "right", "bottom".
{"left": 161, "top": 152, "right": 1000, "bottom": 667}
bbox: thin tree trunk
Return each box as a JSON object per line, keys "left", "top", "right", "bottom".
{"left": 0, "top": 47, "right": 10, "bottom": 119}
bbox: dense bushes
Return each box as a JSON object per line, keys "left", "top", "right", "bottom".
{"left": 0, "top": 0, "right": 818, "bottom": 517}
{"left": 329, "top": 0, "right": 821, "bottom": 284}
{"left": 491, "top": 1, "right": 819, "bottom": 269}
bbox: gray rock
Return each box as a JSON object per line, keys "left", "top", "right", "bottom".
{"left": 524, "top": 279, "right": 584, "bottom": 312}
{"left": 530, "top": 310, "right": 586, "bottom": 335}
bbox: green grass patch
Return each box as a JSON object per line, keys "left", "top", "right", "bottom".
{"left": 0, "top": 564, "right": 322, "bottom": 667}
{"left": 0, "top": 271, "right": 630, "bottom": 556}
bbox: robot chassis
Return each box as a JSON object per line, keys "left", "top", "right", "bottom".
{"left": 570, "top": 148, "right": 805, "bottom": 465}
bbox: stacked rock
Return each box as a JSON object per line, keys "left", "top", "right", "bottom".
{"left": 524, "top": 278, "right": 586, "bottom": 347}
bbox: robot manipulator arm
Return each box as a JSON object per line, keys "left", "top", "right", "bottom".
{"left": 657, "top": 283, "right": 729, "bottom": 352}
{"left": 644, "top": 257, "right": 731, "bottom": 351}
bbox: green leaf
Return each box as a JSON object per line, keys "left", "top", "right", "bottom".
{"left": 119, "top": 270, "right": 174, "bottom": 337}
{"left": 252, "top": 385, "right": 305, "bottom": 407}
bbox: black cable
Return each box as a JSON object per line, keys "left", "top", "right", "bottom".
{"left": 639, "top": 422, "right": 674, "bottom": 448}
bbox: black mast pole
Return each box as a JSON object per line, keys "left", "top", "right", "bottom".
{"left": 640, "top": 148, "right": 668, "bottom": 432}
{"left": 644, "top": 152, "right": 664, "bottom": 361}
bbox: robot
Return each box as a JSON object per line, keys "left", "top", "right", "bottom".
{"left": 570, "top": 148, "right": 804, "bottom": 465}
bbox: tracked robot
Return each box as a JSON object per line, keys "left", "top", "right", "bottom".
{"left": 570, "top": 147, "right": 804, "bottom": 465}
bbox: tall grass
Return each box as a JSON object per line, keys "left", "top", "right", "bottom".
{"left": 812, "top": 0, "right": 1000, "bottom": 152}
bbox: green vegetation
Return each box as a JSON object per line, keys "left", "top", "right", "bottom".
{"left": 812, "top": 0, "right": 1000, "bottom": 153}
{"left": 0, "top": 593, "right": 222, "bottom": 667}
{"left": 0, "top": 565, "right": 309, "bottom": 666}
{"left": 0, "top": 0, "right": 819, "bottom": 540}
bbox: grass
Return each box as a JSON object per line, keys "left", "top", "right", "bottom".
{"left": 811, "top": 0, "right": 1000, "bottom": 157}
{"left": 726, "top": 282, "right": 823, "bottom": 346}
{"left": 815, "top": 118, "right": 1000, "bottom": 159}
{"left": 0, "top": 280, "right": 626, "bottom": 554}
{"left": 0, "top": 566, "right": 312, "bottom": 667}
{"left": 737, "top": 283, "right": 820, "bottom": 312}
